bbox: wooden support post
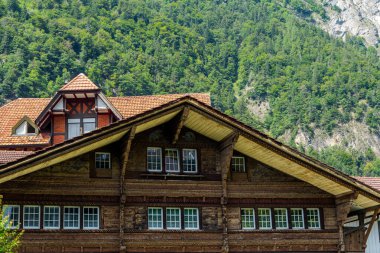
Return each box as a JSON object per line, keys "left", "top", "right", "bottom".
{"left": 219, "top": 132, "right": 239, "bottom": 253}
{"left": 172, "top": 107, "right": 189, "bottom": 144}
{"left": 119, "top": 126, "right": 136, "bottom": 253}
{"left": 363, "top": 208, "right": 380, "bottom": 247}
{"left": 336, "top": 192, "right": 357, "bottom": 253}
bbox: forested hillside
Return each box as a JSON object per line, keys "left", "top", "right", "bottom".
{"left": 0, "top": 0, "right": 379, "bottom": 175}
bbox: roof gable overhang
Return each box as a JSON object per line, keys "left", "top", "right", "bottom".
{"left": 1, "top": 97, "right": 380, "bottom": 210}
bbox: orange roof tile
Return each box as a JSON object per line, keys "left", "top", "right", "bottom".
{"left": 354, "top": 177, "right": 380, "bottom": 191}
{"left": 59, "top": 73, "right": 99, "bottom": 91}
{"left": 109, "top": 93, "right": 211, "bottom": 118}
{"left": 0, "top": 98, "right": 51, "bottom": 146}
{"left": 0, "top": 150, "right": 35, "bottom": 164}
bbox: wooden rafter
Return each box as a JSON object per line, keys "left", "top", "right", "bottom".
{"left": 364, "top": 208, "right": 380, "bottom": 246}
{"left": 171, "top": 107, "right": 190, "bottom": 144}
{"left": 119, "top": 126, "right": 136, "bottom": 252}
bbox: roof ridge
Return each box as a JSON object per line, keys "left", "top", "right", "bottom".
{"left": 59, "top": 73, "right": 99, "bottom": 91}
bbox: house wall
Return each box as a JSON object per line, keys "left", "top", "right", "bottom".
{"left": 0, "top": 126, "right": 342, "bottom": 252}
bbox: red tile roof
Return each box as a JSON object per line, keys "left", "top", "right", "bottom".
{"left": 59, "top": 73, "right": 99, "bottom": 91}
{"left": 0, "top": 93, "right": 210, "bottom": 146}
{"left": 109, "top": 93, "right": 211, "bottom": 118}
{"left": 354, "top": 177, "right": 380, "bottom": 191}
{"left": 0, "top": 98, "right": 51, "bottom": 146}
{"left": 0, "top": 150, "right": 35, "bottom": 164}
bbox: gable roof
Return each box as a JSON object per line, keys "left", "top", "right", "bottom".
{"left": 355, "top": 177, "right": 380, "bottom": 191}
{"left": 0, "top": 96, "right": 379, "bottom": 212}
{"left": 59, "top": 73, "right": 100, "bottom": 91}
{"left": 0, "top": 94, "right": 211, "bottom": 147}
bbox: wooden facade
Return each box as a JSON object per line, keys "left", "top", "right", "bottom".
{"left": 0, "top": 74, "right": 379, "bottom": 252}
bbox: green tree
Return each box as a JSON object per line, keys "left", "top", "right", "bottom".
{"left": 0, "top": 202, "right": 23, "bottom": 253}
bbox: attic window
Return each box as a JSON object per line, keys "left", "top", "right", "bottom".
{"left": 15, "top": 121, "right": 37, "bottom": 135}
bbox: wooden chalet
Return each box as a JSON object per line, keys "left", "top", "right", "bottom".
{"left": 0, "top": 74, "right": 379, "bottom": 252}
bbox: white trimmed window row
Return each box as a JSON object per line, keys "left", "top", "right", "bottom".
{"left": 241, "top": 208, "right": 321, "bottom": 230}
{"left": 2, "top": 205, "right": 99, "bottom": 230}
{"left": 147, "top": 148, "right": 198, "bottom": 173}
{"left": 148, "top": 207, "right": 199, "bottom": 230}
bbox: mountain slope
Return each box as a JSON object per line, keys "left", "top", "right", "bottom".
{"left": 0, "top": 0, "right": 379, "bottom": 175}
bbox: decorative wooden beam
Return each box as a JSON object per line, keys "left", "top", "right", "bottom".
{"left": 171, "top": 107, "right": 190, "bottom": 144}
{"left": 219, "top": 131, "right": 239, "bottom": 253}
{"left": 119, "top": 126, "right": 136, "bottom": 253}
{"left": 335, "top": 192, "right": 358, "bottom": 253}
{"left": 364, "top": 208, "right": 380, "bottom": 246}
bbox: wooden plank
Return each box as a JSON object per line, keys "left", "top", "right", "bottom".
{"left": 171, "top": 107, "right": 189, "bottom": 144}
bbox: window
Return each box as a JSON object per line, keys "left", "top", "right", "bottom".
{"left": 241, "top": 208, "right": 255, "bottom": 229}
{"left": 83, "top": 118, "right": 96, "bottom": 133}
{"left": 68, "top": 118, "right": 81, "bottom": 139}
{"left": 147, "top": 147, "right": 162, "bottom": 172}
{"left": 83, "top": 207, "right": 99, "bottom": 229}
{"left": 23, "top": 205, "right": 40, "bottom": 229}
{"left": 166, "top": 208, "right": 181, "bottom": 229}
{"left": 231, "top": 156, "right": 245, "bottom": 172}
{"left": 148, "top": 207, "right": 163, "bottom": 229}
{"left": 15, "top": 121, "right": 36, "bottom": 135}
{"left": 2, "top": 205, "right": 20, "bottom": 228}
{"left": 274, "top": 208, "right": 288, "bottom": 229}
{"left": 44, "top": 206, "right": 60, "bottom": 229}
{"left": 258, "top": 208, "right": 272, "bottom": 229}
{"left": 95, "top": 152, "right": 111, "bottom": 169}
{"left": 291, "top": 208, "right": 304, "bottom": 229}
{"left": 165, "top": 149, "right": 180, "bottom": 172}
{"left": 64, "top": 207, "right": 80, "bottom": 229}
{"left": 307, "top": 208, "right": 321, "bottom": 229}
{"left": 184, "top": 208, "right": 199, "bottom": 230}
{"left": 183, "top": 149, "right": 197, "bottom": 173}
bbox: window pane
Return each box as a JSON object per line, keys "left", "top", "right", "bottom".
{"left": 147, "top": 148, "right": 162, "bottom": 172}
{"left": 231, "top": 157, "right": 245, "bottom": 172}
{"left": 307, "top": 208, "right": 320, "bottom": 229}
{"left": 165, "top": 149, "right": 179, "bottom": 172}
{"left": 148, "top": 208, "right": 163, "bottom": 229}
{"left": 166, "top": 208, "right": 181, "bottom": 229}
{"left": 184, "top": 208, "right": 199, "bottom": 229}
{"left": 95, "top": 153, "right": 111, "bottom": 169}
{"left": 274, "top": 208, "right": 288, "bottom": 229}
{"left": 83, "top": 118, "right": 96, "bottom": 133}
{"left": 2, "top": 205, "right": 20, "bottom": 228}
{"left": 83, "top": 207, "right": 99, "bottom": 229}
{"left": 291, "top": 208, "right": 304, "bottom": 229}
{"left": 23, "top": 206, "right": 40, "bottom": 229}
{"left": 258, "top": 208, "right": 271, "bottom": 229}
{"left": 44, "top": 206, "right": 60, "bottom": 229}
{"left": 64, "top": 207, "right": 80, "bottom": 229}
{"left": 68, "top": 119, "right": 81, "bottom": 139}
{"left": 183, "top": 149, "right": 197, "bottom": 173}
{"left": 241, "top": 208, "right": 255, "bottom": 229}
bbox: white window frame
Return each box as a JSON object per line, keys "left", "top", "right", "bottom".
{"left": 231, "top": 156, "right": 246, "bottom": 172}
{"left": 164, "top": 148, "right": 180, "bottom": 173}
{"left": 307, "top": 208, "right": 321, "bottom": 229}
{"left": 182, "top": 149, "right": 198, "bottom": 173}
{"left": 63, "top": 206, "right": 80, "bottom": 229}
{"left": 95, "top": 152, "right": 111, "bottom": 169}
{"left": 2, "top": 205, "right": 20, "bottom": 229}
{"left": 241, "top": 208, "right": 255, "bottom": 230}
{"left": 23, "top": 205, "right": 40, "bottom": 229}
{"left": 147, "top": 147, "right": 162, "bottom": 172}
{"left": 184, "top": 208, "right": 199, "bottom": 230}
{"left": 148, "top": 207, "right": 163, "bottom": 230}
{"left": 83, "top": 117, "right": 96, "bottom": 134}
{"left": 43, "top": 206, "right": 60, "bottom": 229}
{"left": 83, "top": 206, "right": 100, "bottom": 229}
{"left": 290, "top": 208, "right": 305, "bottom": 229}
{"left": 166, "top": 207, "right": 181, "bottom": 230}
{"left": 274, "top": 208, "right": 288, "bottom": 229}
{"left": 258, "top": 208, "right": 272, "bottom": 230}
{"left": 67, "top": 118, "right": 81, "bottom": 139}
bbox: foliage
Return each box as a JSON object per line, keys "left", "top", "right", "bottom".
{"left": 0, "top": 207, "right": 23, "bottom": 253}
{"left": 0, "top": 0, "right": 378, "bottom": 176}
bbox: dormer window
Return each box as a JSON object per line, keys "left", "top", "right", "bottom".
{"left": 12, "top": 117, "right": 38, "bottom": 136}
